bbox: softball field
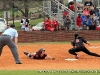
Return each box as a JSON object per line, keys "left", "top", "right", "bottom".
{"left": 0, "top": 42, "right": 100, "bottom": 70}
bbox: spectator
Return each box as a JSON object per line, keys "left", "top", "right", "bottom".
{"left": 68, "top": 2, "right": 75, "bottom": 11}
{"left": 81, "top": 13, "right": 88, "bottom": 30}
{"left": 87, "top": 15, "right": 94, "bottom": 29}
{"left": 63, "top": 15, "right": 71, "bottom": 30}
{"left": 92, "top": 14, "right": 98, "bottom": 26}
{"left": 43, "top": 16, "right": 51, "bottom": 31}
{"left": 93, "top": 4, "right": 100, "bottom": 20}
{"left": 20, "top": 16, "right": 29, "bottom": 31}
{"left": 89, "top": 21, "right": 96, "bottom": 30}
{"left": 76, "top": 14, "right": 82, "bottom": 30}
{"left": 5, "top": 24, "right": 10, "bottom": 30}
{"left": 28, "top": 24, "right": 32, "bottom": 31}
{"left": 51, "top": 18, "right": 59, "bottom": 31}
{"left": 62, "top": 9, "right": 69, "bottom": 19}
{"left": 84, "top": 0, "right": 93, "bottom": 11}
{"left": 84, "top": 0, "right": 93, "bottom": 7}
{"left": 82, "top": 8, "right": 90, "bottom": 18}
{"left": 3, "top": 24, "right": 10, "bottom": 32}
{"left": 89, "top": 7, "right": 95, "bottom": 15}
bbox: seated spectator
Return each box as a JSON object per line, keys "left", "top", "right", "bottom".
{"left": 62, "top": 9, "right": 69, "bottom": 19}
{"left": 63, "top": 15, "right": 71, "bottom": 30}
{"left": 93, "top": 4, "right": 100, "bottom": 20}
{"left": 89, "top": 21, "right": 96, "bottom": 30}
{"left": 87, "top": 15, "right": 94, "bottom": 29}
{"left": 83, "top": 25, "right": 87, "bottom": 30}
{"left": 92, "top": 14, "right": 98, "bottom": 26}
{"left": 28, "top": 24, "right": 32, "bottom": 31}
{"left": 43, "top": 16, "right": 51, "bottom": 31}
{"left": 89, "top": 7, "right": 95, "bottom": 15}
{"left": 82, "top": 8, "right": 90, "bottom": 18}
{"left": 81, "top": 13, "right": 88, "bottom": 26}
{"left": 51, "top": 18, "right": 59, "bottom": 31}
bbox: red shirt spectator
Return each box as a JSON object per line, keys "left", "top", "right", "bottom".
{"left": 44, "top": 17, "right": 51, "bottom": 31}
{"left": 69, "top": 4, "right": 74, "bottom": 11}
{"left": 51, "top": 18, "right": 59, "bottom": 31}
{"left": 62, "top": 10, "right": 69, "bottom": 19}
{"left": 83, "top": 8, "right": 90, "bottom": 17}
{"left": 76, "top": 16, "right": 82, "bottom": 27}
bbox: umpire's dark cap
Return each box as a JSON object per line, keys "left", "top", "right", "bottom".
{"left": 10, "top": 24, "right": 15, "bottom": 28}
{"left": 74, "top": 34, "right": 79, "bottom": 38}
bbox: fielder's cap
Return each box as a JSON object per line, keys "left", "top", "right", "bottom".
{"left": 39, "top": 48, "right": 45, "bottom": 51}
{"left": 10, "top": 24, "right": 15, "bottom": 28}
{"left": 74, "top": 34, "right": 79, "bottom": 38}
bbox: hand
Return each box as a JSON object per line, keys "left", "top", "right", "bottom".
{"left": 51, "top": 58, "right": 55, "bottom": 60}
{"left": 16, "top": 44, "right": 18, "bottom": 49}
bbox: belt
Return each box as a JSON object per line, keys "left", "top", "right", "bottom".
{"left": 1, "top": 34, "right": 10, "bottom": 36}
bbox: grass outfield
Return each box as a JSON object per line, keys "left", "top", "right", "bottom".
{"left": 0, "top": 70, "right": 100, "bottom": 75}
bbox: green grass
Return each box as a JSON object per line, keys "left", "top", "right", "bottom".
{"left": 18, "top": 41, "right": 71, "bottom": 45}
{"left": 12, "top": 18, "right": 44, "bottom": 30}
{"left": 0, "top": 70, "right": 100, "bottom": 75}
{"left": 17, "top": 41, "right": 100, "bottom": 46}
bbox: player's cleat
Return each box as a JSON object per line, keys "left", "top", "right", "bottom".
{"left": 75, "top": 55, "right": 79, "bottom": 59}
{"left": 23, "top": 51, "right": 32, "bottom": 57}
{"left": 23, "top": 51, "right": 29, "bottom": 55}
{"left": 16, "top": 62, "right": 22, "bottom": 64}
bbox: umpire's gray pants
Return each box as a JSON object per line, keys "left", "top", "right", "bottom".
{"left": 0, "top": 35, "right": 21, "bottom": 63}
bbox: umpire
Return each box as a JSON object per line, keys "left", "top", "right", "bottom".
{"left": 0, "top": 24, "right": 22, "bottom": 64}
{"left": 69, "top": 34, "right": 100, "bottom": 59}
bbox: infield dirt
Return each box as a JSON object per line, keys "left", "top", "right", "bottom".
{"left": 0, "top": 43, "right": 100, "bottom": 70}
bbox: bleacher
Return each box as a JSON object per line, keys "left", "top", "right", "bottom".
{"left": 43, "top": 0, "right": 100, "bottom": 30}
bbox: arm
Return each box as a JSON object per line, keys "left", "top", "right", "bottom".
{"left": 82, "top": 37, "right": 92, "bottom": 46}
{"left": 71, "top": 41, "right": 76, "bottom": 48}
{"left": 46, "top": 55, "right": 55, "bottom": 60}
{"left": 86, "top": 41, "right": 92, "bottom": 46}
{"left": 14, "top": 37, "right": 18, "bottom": 45}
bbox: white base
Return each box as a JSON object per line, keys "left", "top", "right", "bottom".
{"left": 65, "top": 58, "right": 78, "bottom": 61}
{"left": 89, "top": 46, "right": 100, "bottom": 48}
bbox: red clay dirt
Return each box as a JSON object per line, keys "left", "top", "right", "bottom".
{"left": 0, "top": 43, "right": 100, "bottom": 70}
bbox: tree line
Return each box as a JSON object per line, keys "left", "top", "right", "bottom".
{"left": 0, "top": 0, "right": 43, "bottom": 17}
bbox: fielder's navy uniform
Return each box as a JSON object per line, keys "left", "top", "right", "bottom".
{"left": 69, "top": 34, "right": 100, "bottom": 59}
{"left": 0, "top": 24, "right": 22, "bottom": 64}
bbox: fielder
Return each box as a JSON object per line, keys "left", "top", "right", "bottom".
{"left": 23, "top": 48, "right": 55, "bottom": 60}
{"left": 69, "top": 34, "right": 100, "bottom": 59}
